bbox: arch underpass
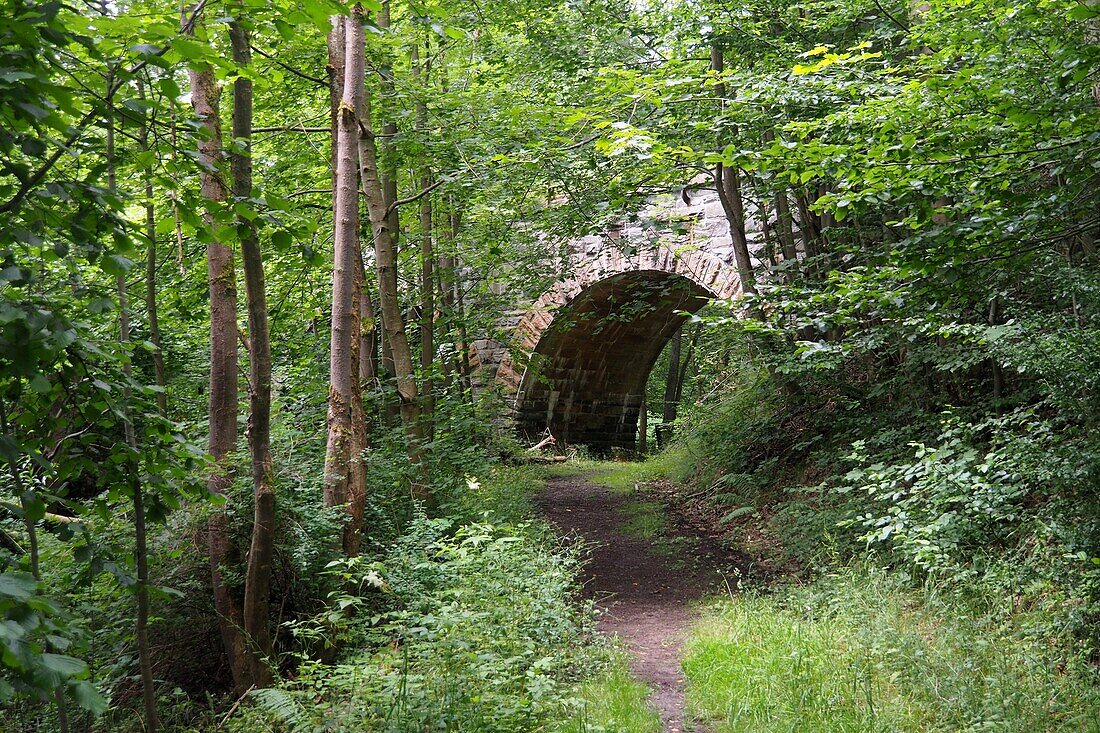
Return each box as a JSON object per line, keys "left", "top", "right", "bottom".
{"left": 516, "top": 270, "right": 711, "bottom": 452}
{"left": 490, "top": 224, "right": 747, "bottom": 453}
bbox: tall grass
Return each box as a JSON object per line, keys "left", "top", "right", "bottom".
{"left": 683, "top": 569, "right": 1100, "bottom": 733}
{"left": 557, "top": 666, "right": 662, "bottom": 733}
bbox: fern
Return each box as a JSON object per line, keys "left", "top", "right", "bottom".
{"left": 249, "top": 688, "right": 319, "bottom": 733}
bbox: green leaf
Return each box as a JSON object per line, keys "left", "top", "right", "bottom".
{"left": 0, "top": 572, "right": 37, "bottom": 602}
{"left": 40, "top": 653, "right": 87, "bottom": 678}
{"left": 271, "top": 229, "right": 294, "bottom": 249}
{"left": 170, "top": 37, "right": 209, "bottom": 62}
{"left": 69, "top": 680, "right": 107, "bottom": 715}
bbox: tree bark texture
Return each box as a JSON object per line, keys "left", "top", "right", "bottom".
{"left": 230, "top": 18, "right": 276, "bottom": 686}
{"left": 356, "top": 32, "right": 429, "bottom": 504}
{"left": 325, "top": 11, "right": 371, "bottom": 555}
{"left": 710, "top": 44, "right": 756, "bottom": 295}
{"left": 412, "top": 41, "right": 435, "bottom": 429}
{"left": 187, "top": 56, "right": 251, "bottom": 694}
{"left": 795, "top": 190, "right": 822, "bottom": 260}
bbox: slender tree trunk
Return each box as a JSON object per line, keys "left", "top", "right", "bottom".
{"left": 374, "top": 1, "right": 403, "bottom": 427}
{"left": 715, "top": 163, "right": 756, "bottom": 295}
{"left": 108, "top": 73, "right": 157, "bottom": 732}
{"left": 412, "top": 41, "right": 436, "bottom": 431}
{"left": 187, "top": 42, "right": 250, "bottom": 694}
{"left": 450, "top": 205, "right": 473, "bottom": 396}
{"left": 674, "top": 325, "right": 702, "bottom": 406}
{"left": 759, "top": 197, "right": 778, "bottom": 268}
{"left": 324, "top": 15, "right": 352, "bottom": 513}
{"left": 138, "top": 80, "right": 167, "bottom": 417}
{"left": 659, "top": 326, "right": 682, "bottom": 449}
{"left": 230, "top": 17, "right": 276, "bottom": 686}
{"left": 170, "top": 107, "right": 187, "bottom": 278}
{"left": 818, "top": 183, "right": 836, "bottom": 234}
{"left": 356, "top": 27, "right": 429, "bottom": 505}
{"left": 637, "top": 394, "right": 647, "bottom": 455}
{"left": 989, "top": 297, "right": 1004, "bottom": 407}
{"left": 437, "top": 201, "right": 459, "bottom": 393}
{"left": 761, "top": 130, "right": 798, "bottom": 272}
{"left": 359, "top": 275, "right": 379, "bottom": 388}
{"left": 710, "top": 44, "right": 756, "bottom": 295}
{"left": 774, "top": 192, "right": 799, "bottom": 268}
{"left": 324, "top": 14, "right": 370, "bottom": 555}
{"left": 326, "top": 12, "right": 369, "bottom": 557}
{"left": 795, "top": 190, "right": 822, "bottom": 260}
{"left": 378, "top": 2, "right": 399, "bottom": 251}
{"left": 344, "top": 245, "right": 371, "bottom": 557}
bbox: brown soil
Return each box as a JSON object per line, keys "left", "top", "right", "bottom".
{"left": 536, "top": 472, "right": 749, "bottom": 733}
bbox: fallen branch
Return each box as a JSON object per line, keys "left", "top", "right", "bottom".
{"left": 527, "top": 433, "right": 557, "bottom": 452}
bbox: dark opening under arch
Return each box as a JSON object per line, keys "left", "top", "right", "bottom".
{"left": 514, "top": 270, "right": 712, "bottom": 453}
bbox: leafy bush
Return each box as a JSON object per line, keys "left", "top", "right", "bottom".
{"left": 231, "top": 502, "right": 608, "bottom": 732}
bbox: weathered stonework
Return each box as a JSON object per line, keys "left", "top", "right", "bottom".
{"left": 478, "top": 185, "right": 762, "bottom": 452}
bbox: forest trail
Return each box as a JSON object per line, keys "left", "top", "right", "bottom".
{"left": 537, "top": 471, "right": 740, "bottom": 733}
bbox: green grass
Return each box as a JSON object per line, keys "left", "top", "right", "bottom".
{"left": 683, "top": 569, "right": 1100, "bottom": 733}
{"left": 618, "top": 500, "right": 666, "bottom": 539}
{"left": 557, "top": 665, "right": 662, "bottom": 733}
{"left": 581, "top": 453, "right": 687, "bottom": 494}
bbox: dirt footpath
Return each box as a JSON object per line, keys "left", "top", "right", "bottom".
{"left": 537, "top": 472, "right": 744, "bottom": 733}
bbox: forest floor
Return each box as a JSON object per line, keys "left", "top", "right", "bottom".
{"left": 536, "top": 469, "right": 749, "bottom": 733}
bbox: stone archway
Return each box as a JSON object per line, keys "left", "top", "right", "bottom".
{"left": 496, "top": 242, "right": 744, "bottom": 453}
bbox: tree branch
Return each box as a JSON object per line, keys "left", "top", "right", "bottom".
{"left": 250, "top": 44, "right": 327, "bottom": 86}
{"left": 386, "top": 178, "right": 446, "bottom": 215}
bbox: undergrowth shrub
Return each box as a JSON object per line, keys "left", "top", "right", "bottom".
{"left": 663, "top": 353, "right": 1100, "bottom": 649}
{"left": 231, "top": 505, "right": 608, "bottom": 732}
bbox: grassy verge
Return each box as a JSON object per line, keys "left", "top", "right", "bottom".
{"left": 683, "top": 568, "right": 1100, "bottom": 733}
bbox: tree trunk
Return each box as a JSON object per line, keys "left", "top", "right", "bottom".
{"left": 324, "top": 14, "right": 351, "bottom": 512}
{"left": 138, "top": 80, "right": 167, "bottom": 417}
{"left": 451, "top": 205, "right": 473, "bottom": 397}
{"left": 761, "top": 130, "right": 799, "bottom": 271}
{"left": 230, "top": 17, "right": 276, "bottom": 687}
{"left": 710, "top": 44, "right": 756, "bottom": 295}
{"left": 187, "top": 47, "right": 251, "bottom": 695}
{"left": 374, "top": 1, "right": 403, "bottom": 428}
{"left": 356, "top": 30, "right": 429, "bottom": 505}
{"left": 637, "top": 394, "right": 647, "bottom": 455}
{"left": 325, "top": 12, "right": 370, "bottom": 555}
{"left": 658, "top": 326, "right": 681, "bottom": 449}
{"left": 795, "top": 189, "right": 822, "bottom": 260}
{"left": 359, "top": 275, "right": 379, "bottom": 388}
{"left": 774, "top": 191, "right": 799, "bottom": 265}
{"left": 759, "top": 196, "right": 778, "bottom": 268}
{"left": 412, "top": 41, "right": 435, "bottom": 431}
{"left": 344, "top": 244, "right": 372, "bottom": 557}
{"left": 378, "top": 2, "right": 400, "bottom": 252}
{"left": 674, "top": 325, "right": 701, "bottom": 406}
{"left": 107, "top": 73, "right": 158, "bottom": 733}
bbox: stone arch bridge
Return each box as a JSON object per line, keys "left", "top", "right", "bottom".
{"left": 471, "top": 185, "right": 763, "bottom": 454}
